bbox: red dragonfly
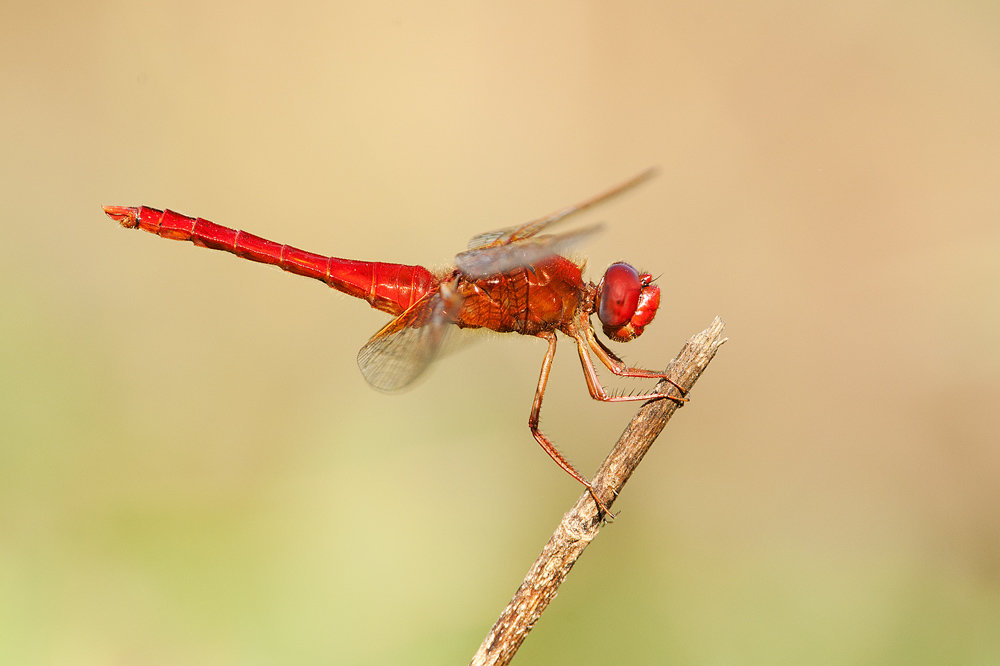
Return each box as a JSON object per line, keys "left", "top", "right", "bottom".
{"left": 104, "top": 171, "right": 686, "bottom": 515}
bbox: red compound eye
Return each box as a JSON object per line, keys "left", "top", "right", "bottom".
{"left": 597, "top": 262, "right": 641, "bottom": 328}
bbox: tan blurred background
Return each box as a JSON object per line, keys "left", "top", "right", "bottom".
{"left": 2, "top": 1, "right": 998, "bottom": 663}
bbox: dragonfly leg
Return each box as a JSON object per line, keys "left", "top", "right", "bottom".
{"left": 588, "top": 329, "right": 688, "bottom": 397}
{"left": 529, "top": 332, "right": 615, "bottom": 518}
{"left": 575, "top": 331, "right": 688, "bottom": 405}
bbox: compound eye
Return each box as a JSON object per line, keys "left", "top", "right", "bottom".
{"left": 597, "top": 262, "right": 641, "bottom": 328}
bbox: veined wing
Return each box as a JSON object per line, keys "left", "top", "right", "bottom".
{"left": 464, "top": 168, "right": 656, "bottom": 251}
{"left": 454, "top": 224, "right": 603, "bottom": 278}
{"left": 356, "top": 287, "right": 459, "bottom": 392}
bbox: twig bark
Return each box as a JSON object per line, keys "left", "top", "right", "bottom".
{"left": 470, "top": 316, "right": 727, "bottom": 666}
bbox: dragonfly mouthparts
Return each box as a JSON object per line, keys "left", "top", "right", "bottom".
{"left": 103, "top": 205, "right": 140, "bottom": 228}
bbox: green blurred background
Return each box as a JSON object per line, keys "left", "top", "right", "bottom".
{"left": 2, "top": 1, "right": 998, "bottom": 663}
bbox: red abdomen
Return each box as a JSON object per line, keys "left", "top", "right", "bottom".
{"left": 104, "top": 205, "right": 438, "bottom": 316}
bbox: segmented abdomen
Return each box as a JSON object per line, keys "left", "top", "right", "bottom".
{"left": 104, "top": 205, "right": 438, "bottom": 316}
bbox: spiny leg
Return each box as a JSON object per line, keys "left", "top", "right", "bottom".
{"left": 529, "top": 332, "right": 615, "bottom": 518}
{"left": 586, "top": 328, "right": 688, "bottom": 400}
{"left": 575, "top": 332, "right": 688, "bottom": 404}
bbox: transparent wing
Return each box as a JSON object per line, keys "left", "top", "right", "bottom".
{"left": 465, "top": 169, "right": 656, "bottom": 251}
{"left": 356, "top": 289, "right": 458, "bottom": 392}
{"left": 454, "top": 224, "right": 603, "bottom": 278}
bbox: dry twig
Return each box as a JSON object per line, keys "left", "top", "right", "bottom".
{"left": 470, "top": 316, "right": 727, "bottom": 666}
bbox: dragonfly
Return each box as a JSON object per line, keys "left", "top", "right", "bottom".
{"left": 103, "top": 171, "right": 687, "bottom": 516}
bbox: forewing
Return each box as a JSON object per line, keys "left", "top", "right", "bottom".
{"left": 454, "top": 224, "right": 603, "bottom": 278}
{"left": 356, "top": 291, "right": 455, "bottom": 392}
{"left": 465, "top": 168, "right": 655, "bottom": 251}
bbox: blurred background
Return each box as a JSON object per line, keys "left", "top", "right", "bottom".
{"left": 2, "top": 1, "right": 998, "bottom": 663}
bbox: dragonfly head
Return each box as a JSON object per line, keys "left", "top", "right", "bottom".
{"left": 596, "top": 262, "right": 660, "bottom": 342}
